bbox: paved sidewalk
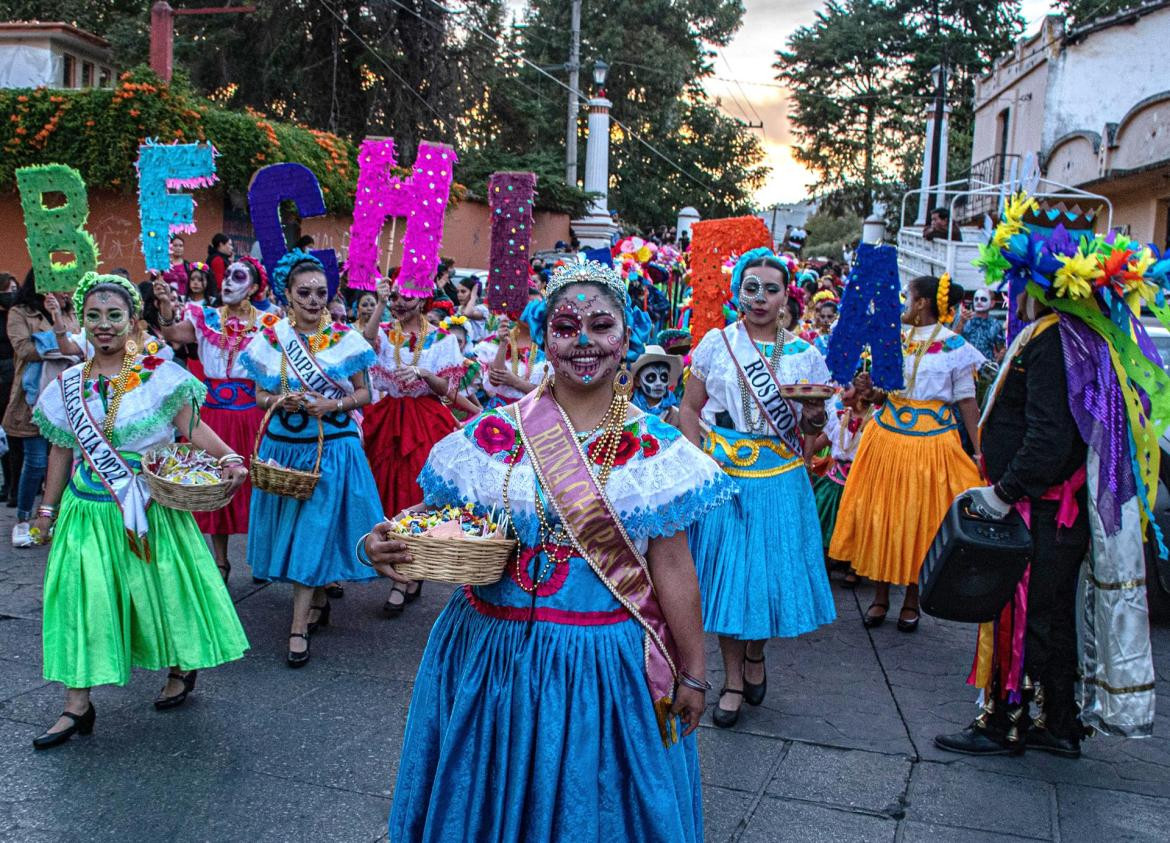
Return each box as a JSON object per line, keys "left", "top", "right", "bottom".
{"left": 1, "top": 524, "right": 1167, "bottom": 842}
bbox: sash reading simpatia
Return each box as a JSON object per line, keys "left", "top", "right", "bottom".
{"left": 276, "top": 319, "right": 347, "bottom": 400}
{"left": 514, "top": 387, "right": 681, "bottom": 747}
{"left": 721, "top": 323, "right": 804, "bottom": 456}
{"left": 59, "top": 366, "right": 152, "bottom": 558}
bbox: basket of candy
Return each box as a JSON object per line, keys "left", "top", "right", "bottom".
{"left": 142, "top": 444, "right": 235, "bottom": 512}
{"left": 250, "top": 397, "right": 323, "bottom": 501}
{"left": 390, "top": 505, "right": 517, "bottom": 586}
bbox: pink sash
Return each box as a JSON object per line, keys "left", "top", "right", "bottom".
{"left": 514, "top": 387, "right": 681, "bottom": 746}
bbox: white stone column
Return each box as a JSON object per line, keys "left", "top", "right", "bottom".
{"left": 573, "top": 95, "right": 620, "bottom": 248}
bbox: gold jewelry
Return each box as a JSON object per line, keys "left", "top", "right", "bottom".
{"left": 738, "top": 324, "right": 788, "bottom": 435}
{"left": 613, "top": 367, "right": 634, "bottom": 400}
{"left": 84, "top": 350, "right": 137, "bottom": 439}
{"left": 318, "top": 311, "right": 329, "bottom": 333}
{"left": 288, "top": 312, "right": 297, "bottom": 330}
{"left": 390, "top": 319, "right": 430, "bottom": 367}
{"left": 505, "top": 325, "right": 530, "bottom": 377}
{"left": 124, "top": 339, "right": 138, "bottom": 357}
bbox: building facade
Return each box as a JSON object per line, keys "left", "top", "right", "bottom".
{"left": 0, "top": 22, "right": 114, "bottom": 90}
{"left": 971, "top": 1, "right": 1170, "bottom": 247}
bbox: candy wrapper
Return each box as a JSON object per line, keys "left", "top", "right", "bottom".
{"left": 390, "top": 504, "right": 509, "bottom": 541}
{"left": 145, "top": 445, "right": 223, "bottom": 486}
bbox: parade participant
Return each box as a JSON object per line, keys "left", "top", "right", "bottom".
{"left": 809, "top": 374, "right": 874, "bottom": 586}
{"left": 681, "top": 248, "right": 836, "bottom": 728}
{"left": 352, "top": 290, "right": 379, "bottom": 331}
{"left": 183, "top": 262, "right": 218, "bottom": 307}
{"left": 162, "top": 234, "right": 192, "bottom": 295}
{"left": 456, "top": 275, "right": 490, "bottom": 343}
{"left": 474, "top": 306, "right": 550, "bottom": 408}
{"left": 242, "top": 250, "right": 383, "bottom": 667}
{"left": 804, "top": 291, "right": 839, "bottom": 355}
{"left": 631, "top": 344, "right": 682, "bottom": 426}
{"left": 959, "top": 287, "right": 1006, "bottom": 361}
{"left": 830, "top": 274, "right": 984, "bottom": 631}
{"left": 4, "top": 271, "right": 83, "bottom": 548}
{"left": 367, "top": 260, "right": 733, "bottom": 842}
{"left": 361, "top": 277, "right": 470, "bottom": 616}
{"left": 154, "top": 256, "right": 277, "bottom": 581}
{"left": 205, "top": 233, "right": 233, "bottom": 285}
{"left": 936, "top": 194, "right": 1160, "bottom": 756}
{"left": 28, "top": 272, "right": 249, "bottom": 749}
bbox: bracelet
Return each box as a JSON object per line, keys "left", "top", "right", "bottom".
{"left": 678, "top": 670, "right": 712, "bottom": 692}
{"left": 355, "top": 533, "right": 375, "bottom": 568}
{"left": 217, "top": 454, "right": 245, "bottom": 468}
{"left": 336, "top": 399, "right": 346, "bottom": 412}
{"left": 35, "top": 506, "right": 59, "bottom": 520}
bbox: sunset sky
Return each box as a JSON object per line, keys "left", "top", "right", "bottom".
{"left": 703, "top": 0, "right": 1056, "bottom": 206}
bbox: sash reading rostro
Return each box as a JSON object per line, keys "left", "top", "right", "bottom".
{"left": 276, "top": 319, "right": 347, "bottom": 400}
{"left": 722, "top": 323, "right": 804, "bottom": 456}
{"left": 59, "top": 367, "right": 152, "bottom": 558}
{"left": 514, "top": 386, "right": 682, "bottom": 747}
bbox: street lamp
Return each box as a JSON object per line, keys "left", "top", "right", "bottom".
{"left": 592, "top": 59, "right": 609, "bottom": 90}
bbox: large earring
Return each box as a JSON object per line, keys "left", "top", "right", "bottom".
{"left": 124, "top": 339, "right": 138, "bottom": 357}
{"left": 613, "top": 367, "right": 634, "bottom": 401}
{"left": 288, "top": 311, "right": 297, "bottom": 330}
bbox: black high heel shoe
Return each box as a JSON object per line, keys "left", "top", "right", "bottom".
{"left": 383, "top": 584, "right": 409, "bottom": 618}
{"left": 154, "top": 670, "right": 198, "bottom": 710}
{"left": 307, "top": 599, "right": 331, "bottom": 634}
{"left": 287, "top": 633, "right": 311, "bottom": 668}
{"left": 405, "top": 581, "right": 423, "bottom": 604}
{"left": 32, "top": 704, "right": 96, "bottom": 750}
{"left": 712, "top": 688, "right": 743, "bottom": 729}
{"left": 863, "top": 602, "right": 889, "bottom": 628}
{"left": 897, "top": 605, "right": 920, "bottom": 633}
{"left": 743, "top": 653, "right": 767, "bottom": 706}
{"left": 325, "top": 583, "right": 345, "bottom": 599}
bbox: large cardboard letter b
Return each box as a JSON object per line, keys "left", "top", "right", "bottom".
{"left": 15, "top": 164, "right": 99, "bottom": 292}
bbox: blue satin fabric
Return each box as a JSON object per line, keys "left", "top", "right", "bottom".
{"left": 388, "top": 593, "right": 702, "bottom": 842}
{"left": 690, "top": 426, "right": 836, "bottom": 640}
{"left": 246, "top": 410, "right": 382, "bottom": 585}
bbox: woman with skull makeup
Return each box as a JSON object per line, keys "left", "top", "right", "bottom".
{"left": 241, "top": 251, "right": 384, "bottom": 667}
{"left": 154, "top": 257, "right": 278, "bottom": 582}
{"left": 829, "top": 274, "right": 984, "bottom": 632}
{"left": 29, "top": 272, "right": 250, "bottom": 749}
{"left": 364, "top": 261, "right": 733, "bottom": 843}
{"left": 361, "top": 276, "right": 474, "bottom": 616}
{"left": 681, "top": 248, "right": 837, "bottom": 729}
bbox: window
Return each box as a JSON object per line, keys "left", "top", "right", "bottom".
{"left": 81, "top": 61, "right": 93, "bottom": 88}
{"left": 62, "top": 53, "right": 76, "bottom": 88}
{"left": 995, "top": 108, "right": 1011, "bottom": 181}
{"left": 99, "top": 67, "right": 111, "bottom": 88}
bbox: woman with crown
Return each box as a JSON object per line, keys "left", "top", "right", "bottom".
{"left": 361, "top": 276, "right": 476, "bottom": 617}
{"left": 830, "top": 273, "right": 985, "bottom": 632}
{"left": 680, "top": 248, "right": 837, "bottom": 729}
{"left": 153, "top": 256, "right": 278, "bottom": 582}
{"left": 241, "top": 251, "right": 384, "bottom": 667}
{"left": 28, "top": 273, "right": 250, "bottom": 749}
{"left": 364, "top": 261, "right": 734, "bottom": 842}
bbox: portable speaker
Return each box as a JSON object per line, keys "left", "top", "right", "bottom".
{"left": 918, "top": 494, "right": 1033, "bottom": 623}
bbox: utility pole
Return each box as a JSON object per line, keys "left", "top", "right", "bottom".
{"left": 565, "top": 0, "right": 582, "bottom": 187}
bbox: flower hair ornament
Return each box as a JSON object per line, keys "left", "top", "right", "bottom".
{"left": 936, "top": 273, "right": 953, "bottom": 323}
{"left": 271, "top": 249, "right": 326, "bottom": 307}
{"left": 811, "top": 289, "right": 840, "bottom": 308}
{"left": 73, "top": 271, "right": 143, "bottom": 317}
{"left": 235, "top": 255, "right": 269, "bottom": 300}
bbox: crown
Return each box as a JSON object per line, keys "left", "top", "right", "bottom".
{"left": 546, "top": 260, "right": 627, "bottom": 301}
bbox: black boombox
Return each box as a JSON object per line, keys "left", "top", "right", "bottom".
{"left": 919, "top": 494, "right": 1033, "bottom": 623}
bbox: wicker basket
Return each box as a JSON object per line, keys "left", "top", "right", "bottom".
{"left": 142, "top": 444, "right": 236, "bottom": 512}
{"left": 249, "top": 397, "right": 324, "bottom": 501}
{"left": 393, "top": 533, "right": 517, "bottom": 586}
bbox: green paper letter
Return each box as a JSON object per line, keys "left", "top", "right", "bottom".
{"left": 15, "top": 164, "right": 99, "bottom": 292}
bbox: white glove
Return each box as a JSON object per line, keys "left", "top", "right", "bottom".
{"left": 965, "top": 486, "right": 1011, "bottom": 521}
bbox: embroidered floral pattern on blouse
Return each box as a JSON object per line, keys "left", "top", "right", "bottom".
{"left": 83, "top": 361, "right": 158, "bottom": 399}
{"left": 902, "top": 333, "right": 967, "bottom": 355}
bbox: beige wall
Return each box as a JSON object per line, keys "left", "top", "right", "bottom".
{"left": 0, "top": 189, "right": 570, "bottom": 282}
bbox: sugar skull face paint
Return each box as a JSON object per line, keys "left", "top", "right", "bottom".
{"left": 84, "top": 289, "right": 133, "bottom": 354}
{"left": 221, "top": 262, "right": 256, "bottom": 305}
{"left": 545, "top": 283, "right": 628, "bottom": 388}
{"left": 973, "top": 290, "right": 993, "bottom": 312}
{"left": 636, "top": 363, "right": 671, "bottom": 401}
{"left": 738, "top": 264, "right": 787, "bottom": 329}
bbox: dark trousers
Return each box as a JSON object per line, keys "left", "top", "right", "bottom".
{"left": 1023, "top": 499, "right": 1090, "bottom": 738}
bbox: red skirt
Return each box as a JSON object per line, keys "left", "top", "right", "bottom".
{"left": 194, "top": 379, "right": 264, "bottom": 535}
{"left": 362, "top": 393, "right": 457, "bottom": 517}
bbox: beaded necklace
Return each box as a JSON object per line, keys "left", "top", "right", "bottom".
{"left": 505, "top": 325, "right": 532, "bottom": 377}
{"left": 389, "top": 319, "right": 430, "bottom": 367}
{"left": 84, "top": 347, "right": 138, "bottom": 439}
{"left": 737, "top": 324, "right": 788, "bottom": 435}
{"left": 217, "top": 303, "right": 258, "bottom": 372}
{"left": 900, "top": 322, "right": 944, "bottom": 396}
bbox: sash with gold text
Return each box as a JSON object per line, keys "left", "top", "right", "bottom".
{"left": 722, "top": 322, "right": 803, "bottom": 455}
{"left": 276, "top": 319, "right": 348, "bottom": 400}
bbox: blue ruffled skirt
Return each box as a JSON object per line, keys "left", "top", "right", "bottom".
{"left": 689, "top": 425, "right": 836, "bottom": 640}
{"left": 389, "top": 590, "right": 703, "bottom": 843}
{"left": 246, "top": 409, "right": 382, "bottom": 585}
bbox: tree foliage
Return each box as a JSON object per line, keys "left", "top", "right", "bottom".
{"left": 776, "top": 0, "right": 1023, "bottom": 216}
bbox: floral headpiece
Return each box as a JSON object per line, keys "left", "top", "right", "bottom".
{"left": 811, "top": 289, "right": 840, "bottom": 308}
{"left": 73, "top": 271, "right": 142, "bottom": 317}
{"left": 438, "top": 313, "right": 468, "bottom": 335}
{"left": 545, "top": 260, "right": 627, "bottom": 302}
{"left": 188, "top": 261, "right": 211, "bottom": 276}
{"left": 271, "top": 249, "right": 323, "bottom": 307}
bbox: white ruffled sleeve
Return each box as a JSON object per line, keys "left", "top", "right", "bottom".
{"left": 689, "top": 328, "right": 722, "bottom": 382}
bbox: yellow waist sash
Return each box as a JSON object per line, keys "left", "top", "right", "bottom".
{"left": 703, "top": 424, "right": 803, "bottom": 479}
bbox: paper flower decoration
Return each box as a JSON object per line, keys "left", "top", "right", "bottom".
{"left": 689, "top": 216, "right": 772, "bottom": 341}
{"left": 487, "top": 171, "right": 536, "bottom": 319}
{"left": 136, "top": 140, "right": 218, "bottom": 271}
{"left": 247, "top": 162, "right": 341, "bottom": 295}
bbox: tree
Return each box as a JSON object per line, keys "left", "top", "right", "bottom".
{"left": 1055, "top": 0, "right": 1136, "bottom": 25}
{"left": 777, "top": 0, "right": 914, "bottom": 216}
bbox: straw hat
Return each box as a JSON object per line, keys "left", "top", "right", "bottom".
{"left": 631, "top": 345, "right": 683, "bottom": 389}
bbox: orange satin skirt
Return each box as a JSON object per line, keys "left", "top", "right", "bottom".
{"left": 828, "top": 397, "right": 981, "bottom": 586}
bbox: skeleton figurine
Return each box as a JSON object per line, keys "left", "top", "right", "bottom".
{"left": 630, "top": 345, "right": 683, "bottom": 427}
